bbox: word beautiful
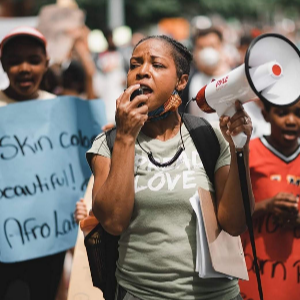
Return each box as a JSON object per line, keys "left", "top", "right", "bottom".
{"left": 0, "top": 130, "right": 96, "bottom": 160}
{"left": 0, "top": 163, "right": 90, "bottom": 200}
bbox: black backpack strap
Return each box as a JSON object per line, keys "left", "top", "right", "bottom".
{"left": 182, "top": 114, "right": 220, "bottom": 186}
{"left": 106, "top": 126, "right": 117, "bottom": 154}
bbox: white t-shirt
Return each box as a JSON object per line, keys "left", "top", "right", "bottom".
{"left": 0, "top": 90, "right": 55, "bottom": 106}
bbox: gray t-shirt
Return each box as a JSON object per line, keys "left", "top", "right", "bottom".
{"left": 87, "top": 124, "right": 240, "bottom": 300}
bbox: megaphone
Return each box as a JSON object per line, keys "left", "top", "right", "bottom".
{"left": 195, "top": 33, "right": 300, "bottom": 148}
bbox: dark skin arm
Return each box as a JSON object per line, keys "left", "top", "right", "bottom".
{"left": 91, "top": 85, "right": 149, "bottom": 235}
{"left": 69, "top": 26, "right": 97, "bottom": 100}
{"left": 214, "top": 101, "right": 255, "bottom": 236}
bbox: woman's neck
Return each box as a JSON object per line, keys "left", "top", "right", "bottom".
{"left": 142, "top": 111, "right": 181, "bottom": 141}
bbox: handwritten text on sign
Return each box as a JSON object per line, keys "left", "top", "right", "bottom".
{"left": 0, "top": 96, "right": 106, "bottom": 262}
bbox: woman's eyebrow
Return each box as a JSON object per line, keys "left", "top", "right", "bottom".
{"left": 130, "top": 56, "right": 142, "bottom": 62}
{"left": 150, "top": 54, "right": 168, "bottom": 61}
{"left": 29, "top": 54, "right": 42, "bottom": 58}
{"left": 131, "top": 54, "right": 165, "bottom": 60}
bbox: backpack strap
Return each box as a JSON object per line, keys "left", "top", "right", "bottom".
{"left": 106, "top": 126, "right": 116, "bottom": 153}
{"left": 182, "top": 114, "right": 220, "bottom": 185}
{"left": 106, "top": 115, "right": 220, "bottom": 185}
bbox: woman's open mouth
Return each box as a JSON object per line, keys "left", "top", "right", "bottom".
{"left": 140, "top": 85, "right": 153, "bottom": 95}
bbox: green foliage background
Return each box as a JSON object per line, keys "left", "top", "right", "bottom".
{"left": 33, "top": 0, "right": 300, "bottom": 31}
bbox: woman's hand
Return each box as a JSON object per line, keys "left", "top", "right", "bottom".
{"left": 115, "top": 84, "right": 149, "bottom": 141}
{"left": 219, "top": 100, "right": 253, "bottom": 149}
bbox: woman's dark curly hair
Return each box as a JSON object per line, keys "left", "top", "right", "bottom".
{"left": 133, "top": 35, "right": 193, "bottom": 78}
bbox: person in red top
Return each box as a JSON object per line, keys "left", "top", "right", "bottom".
{"left": 239, "top": 99, "right": 300, "bottom": 300}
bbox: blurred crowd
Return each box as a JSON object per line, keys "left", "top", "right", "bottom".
{"left": 1, "top": 2, "right": 298, "bottom": 132}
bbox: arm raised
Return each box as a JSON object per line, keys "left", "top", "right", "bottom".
{"left": 214, "top": 101, "right": 255, "bottom": 236}
{"left": 91, "top": 85, "right": 149, "bottom": 235}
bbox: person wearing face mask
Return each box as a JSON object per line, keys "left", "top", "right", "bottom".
{"left": 187, "top": 28, "right": 231, "bottom": 124}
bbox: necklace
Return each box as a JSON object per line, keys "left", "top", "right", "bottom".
{"left": 136, "top": 123, "right": 185, "bottom": 168}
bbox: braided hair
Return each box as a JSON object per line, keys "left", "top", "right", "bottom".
{"left": 133, "top": 35, "right": 193, "bottom": 78}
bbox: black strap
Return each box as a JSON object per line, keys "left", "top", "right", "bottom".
{"left": 182, "top": 114, "right": 220, "bottom": 185}
{"left": 237, "top": 151, "right": 264, "bottom": 300}
{"left": 106, "top": 126, "right": 117, "bottom": 153}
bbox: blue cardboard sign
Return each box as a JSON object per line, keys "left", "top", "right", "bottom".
{"left": 0, "top": 96, "right": 106, "bottom": 262}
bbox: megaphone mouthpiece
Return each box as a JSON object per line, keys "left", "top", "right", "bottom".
{"left": 250, "top": 61, "right": 283, "bottom": 92}
{"left": 272, "top": 64, "right": 282, "bottom": 77}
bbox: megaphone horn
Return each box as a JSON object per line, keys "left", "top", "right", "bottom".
{"left": 195, "top": 33, "right": 300, "bottom": 148}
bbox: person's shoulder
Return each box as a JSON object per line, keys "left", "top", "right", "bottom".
{"left": 88, "top": 132, "right": 109, "bottom": 157}
{"left": 86, "top": 131, "right": 110, "bottom": 171}
{"left": 0, "top": 90, "right": 7, "bottom": 99}
{"left": 0, "top": 90, "right": 16, "bottom": 106}
{"left": 38, "top": 90, "right": 56, "bottom": 100}
{"left": 209, "top": 122, "right": 225, "bottom": 144}
{"left": 249, "top": 137, "right": 266, "bottom": 163}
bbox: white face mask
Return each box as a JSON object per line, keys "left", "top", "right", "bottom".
{"left": 197, "top": 47, "right": 220, "bottom": 68}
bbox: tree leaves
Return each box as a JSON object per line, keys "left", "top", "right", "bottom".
{"left": 34, "top": 0, "right": 300, "bottom": 32}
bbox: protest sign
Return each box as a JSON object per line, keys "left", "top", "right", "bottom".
{"left": 37, "top": 4, "right": 85, "bottom": 63}
{"left": 0, "top": 96, "right": 106, "bottom": 263}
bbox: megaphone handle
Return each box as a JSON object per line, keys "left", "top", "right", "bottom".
{"left": 222, "top": 105, "right": 248, "bottom": 149}
{"left": 232, "top": 132, "right": 248, "bottom": 149}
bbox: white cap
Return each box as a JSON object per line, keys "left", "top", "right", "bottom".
{"left": 0, "top": 26, "right": 47, "bottom": 57}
